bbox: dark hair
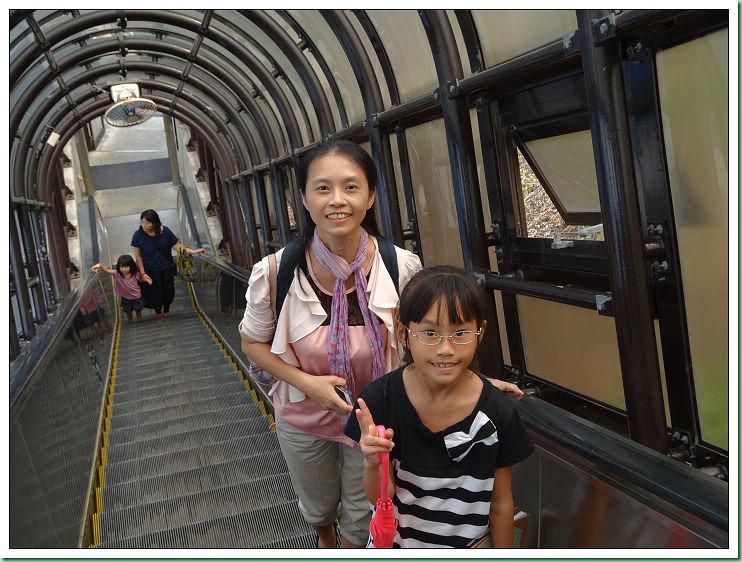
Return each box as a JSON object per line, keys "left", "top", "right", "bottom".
{"left": 283, "top": 139, "right": 383, "bottom": 275}
{"left": 115, "top": 254, "right": 139, "bottom": 275}
{"left": 297, "top": 139, "right": 381, "bottom": 239}
{"left": 397, "top": 265, "right": 486, "bottom": 365}
{"left": 139, "top": 209, "right": 162, "bottom": 233}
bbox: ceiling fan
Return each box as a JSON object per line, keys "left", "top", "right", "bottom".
{"left": 103, "top": 83, "right": 157, "bottom": 127}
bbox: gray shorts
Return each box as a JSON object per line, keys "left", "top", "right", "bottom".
{"left": 275, "top": 417, "right": 371, "bottom": 546}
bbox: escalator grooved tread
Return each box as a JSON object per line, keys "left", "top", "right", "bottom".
{"left": 105, "top": 415, "right": 275, "bottom": 462}
{"left": 108, "top": 390, "right": 253, "bottom": 426}
{"left": 101, "top": 450, "right": 290, "bottom": 510}
{"left": 103, "top": 429, "right": 282, "bottom": 485}
{"left": 96, "top": 499, "right": 315, "bottom": 548}
{"left": 98, "top": 473, "right": 304, "bottom": 542}
{"left": 96, "top": 287, "right": 307, "bottom": 549}
{"left": 106, "top": 403, "right": 268, "bottom": 446}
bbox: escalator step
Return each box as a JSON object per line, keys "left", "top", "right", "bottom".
{"left": 103, "top": 429, "right": 281, "bottom": 485}
{"left": 107, "top": 403, "right": 266, "bottom": 444}
{"left": 98, "top": 473, "right": 303, "bottom": 543}
{"left": 101, "top": 450, "right": 290, "bottom": 511}
{"left": 106, "top": 415, "right": 272, "bottom": 460}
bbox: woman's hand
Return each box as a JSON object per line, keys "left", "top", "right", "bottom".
{"left": 141, "top": 273, "right": 153, "bottom": 285}
{"left": 303, "top": 375, "right": 354, "bottom": 416}
{"left": 488, "top": 378, "right": 524, "bottom": 397}
{"left": 355, "top": 398, "right": 393, "bottom": 467}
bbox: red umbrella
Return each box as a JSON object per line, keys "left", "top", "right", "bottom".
{"left": 369, "top": 425, "right": 397, "bottom": 548}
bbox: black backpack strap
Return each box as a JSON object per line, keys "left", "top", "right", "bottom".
{"left": 275, "top": 239, "right": 304, "bottom": 319}
{"left": 376, "top": 237, "right": 399, "bottom": 293}
{"left": 274, "top": 237, "right": 399, "bottom": 318}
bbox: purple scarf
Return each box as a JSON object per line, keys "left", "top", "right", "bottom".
{"left": 311, "top": 228, "right": 385, "bottom": 398}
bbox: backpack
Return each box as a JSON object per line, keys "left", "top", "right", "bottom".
{"left": 246, "top": 237, "right": 400, "bottom": 386}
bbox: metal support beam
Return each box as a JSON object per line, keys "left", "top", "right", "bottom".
{"left": 163, "top": 115, "right": 182, "bottom": 186}
{"left": 577, "top": 9, "right": 668, "bottom": 454}
{"left": 419, "top": 10, "right": 490, "bottom": 273}
{"left": 323, "top": 10, "right": 404, "bottom": 244}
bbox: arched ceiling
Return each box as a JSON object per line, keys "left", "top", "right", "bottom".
{"left": 10, "top": 9, "right": 379, "bottom": 203}
{"left": 12, "top": 9, "right": 707, "bottom": 209}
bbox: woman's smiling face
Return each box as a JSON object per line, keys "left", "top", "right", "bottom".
{"left": 301, "top": 152, "right": 376, "bottom": 244}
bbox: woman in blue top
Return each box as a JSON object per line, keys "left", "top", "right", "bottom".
{"left": 131, "top": 209, "right": 205, "bottom": 318}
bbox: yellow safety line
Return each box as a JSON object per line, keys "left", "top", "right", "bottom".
{"left": 187, "top": 282, "right": 277, "bottom": 431}
{"left": 87, "top": 294, "right": 123, "bottom": 547}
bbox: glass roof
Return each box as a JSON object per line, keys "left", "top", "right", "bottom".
{"left": 10, "top": 8, "right": 593, "bottom": 204}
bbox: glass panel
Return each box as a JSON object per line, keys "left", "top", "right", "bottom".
{"left": 347, "top": 12, "right": 393, "bottom": 111}
{"left": 260, "top": 95, "right": 293, "bottom": 156}
{"left": 519, "top": 145, "right": 603, "bottom": 239}
{"left": 656, "top": 29, "right": 729, "bottom": 449}
{"left": 264, "top": 174, "right": 278, "bottom": 244}
{"left": 524, "top": 131, "right": 601, "bottom": 215}
{"left": 519, "top": 296, "right": 625, "bottom": 410}
{"left": 210, "top": 13, "right": 312, "bottom": 150}
{"left": 10, "top": 277, "right": 115, "bottom": 547}
{"left": 447, "top": 10, "right": 473, "bottom": 78}
{"left": 287, "top": 10, "right": 366, "bottom": 127}
{"left": 406, "top": 120, "right": 464, "bottom": 267}
{"left": 256, "top": 96, "right": 291, "bottom": 158}
{"left": 472, "top": 10, "right": 577, "bottom": 67}
{"left": 366, "top": 11, "right": 438, "bottom": 103}
{"left": 250, "top": 179, "right": 265, "bottom": 251}
{"left": 389, "top": 134, "right": 413, "bottom": 252}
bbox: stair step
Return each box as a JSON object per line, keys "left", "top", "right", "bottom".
{"left": 96, "top": 499, "right": 314, "bottom": 548}
{"left": 95, "top": 282, "right": 307, "bottom": 549}
{"left": 111, "top": 381, "right": 247, "bottom": 416}
{"left": 100, "top": 451, "right": 290, "bottom": 511}
{"left": 109, "top": 393, "right": 254, "bottom": 429}
{"left": 112, "top": 367, "right": 237, "bottom": 394}
{"left": 99, "top": 473, "right": 299, "bottom": 542}
{"left": 112, "top": 373, "right": 247, "bottom": 415}
{"left": 106, "top": 415, "right": 270, "bottom": 460}
{"left": 104, "top": 428, "right": 281, "bottom": 485}
{"left": 114, "top": 353, "right": 227, "bottom": 373}
{"left": 112, "top": 373, "right": 242, "bottom": 403}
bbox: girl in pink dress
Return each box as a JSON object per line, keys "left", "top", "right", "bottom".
{"left": 92, "top": 255, "right": 152, "bottom": 322}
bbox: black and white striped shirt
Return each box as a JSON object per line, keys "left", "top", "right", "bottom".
{"left": 345, "top": 367, "right": 534, "bottom": 548}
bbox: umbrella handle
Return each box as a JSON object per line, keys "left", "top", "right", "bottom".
{"left": 377, "top": 424, "right": 389, "bottom": 501}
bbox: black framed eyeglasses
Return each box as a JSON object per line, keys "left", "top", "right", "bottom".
{"left": 406, "top": 328, "right": 482, "bottom": 346}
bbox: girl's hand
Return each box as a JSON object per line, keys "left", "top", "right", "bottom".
{"left": 489, "top": 378, "right": 524, "bottom": 397}
{"left": 356, "top": 398, "right": 393, "bottom": 466}
{"left": 91, "top": 263, "right": 101, "bottom": 272}
{"left": 141, "top": 273, "right": 153, "bottom": 285}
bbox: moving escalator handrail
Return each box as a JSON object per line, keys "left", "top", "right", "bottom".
{"left": 514, "top": 395, "right": 728, "bottom": 532}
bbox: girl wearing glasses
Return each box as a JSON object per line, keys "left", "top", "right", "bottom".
{"left": 345, "top": 265, "right": 534, "bottom": 548}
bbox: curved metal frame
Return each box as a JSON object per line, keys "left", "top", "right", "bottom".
{"left": 9, "top": 9, "right": 730, "bottom": 474}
